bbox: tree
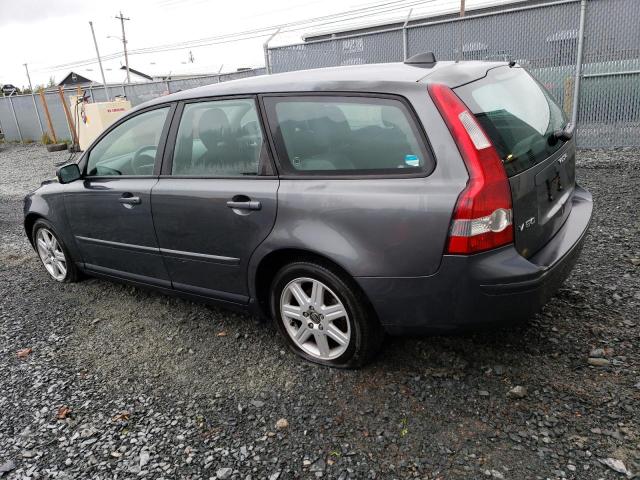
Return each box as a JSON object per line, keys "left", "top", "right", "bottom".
{"left": 47, "top": 76, "right": 56, "bottom": 88}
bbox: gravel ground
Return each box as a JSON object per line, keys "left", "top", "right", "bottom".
{"left": 0, "top": 142, "right": 639, "bottom": 480}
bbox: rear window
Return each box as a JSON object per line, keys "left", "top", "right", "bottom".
{"left": 264, "top": 96, "right": 431, "bottom": 175}
{"left": 455, "top": 67, "right": 568, "bottom": 177}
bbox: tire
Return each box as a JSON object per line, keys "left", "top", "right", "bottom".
{"left": 46, "top": 143, "right": 68, "bottom": 152}
{"left": 270, "top": 261, "right": 384, "bottom": 368}
{"left": 32, "top": 219, "right": 80, "bottom": 283}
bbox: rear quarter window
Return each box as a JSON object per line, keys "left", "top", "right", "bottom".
{"left": 264, "top": 95, "right": 432, "bottom": 176}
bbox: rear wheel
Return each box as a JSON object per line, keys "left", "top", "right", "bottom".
{"left": 32, "top": 219, "right": 79, "bottom": 283}
{"left": 270, "top": 261, "right": 383, "bottom": 368}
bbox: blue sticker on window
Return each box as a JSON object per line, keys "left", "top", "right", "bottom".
{"left": 404, "top": 154, "right": 420, "bottom": 167}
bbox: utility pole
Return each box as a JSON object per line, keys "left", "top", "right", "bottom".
{"left": 115, "top": 11, "right": 131, "bottom": 83}
{"left": 23, "top": 63, "right": 34, "bottom": 92}
{"left": 89, "top": 21, "right": 111, "bottom": 100}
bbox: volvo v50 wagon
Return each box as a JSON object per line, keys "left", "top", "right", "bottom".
{"left": 24, "top": 54, "right": 592, "bottom": 367}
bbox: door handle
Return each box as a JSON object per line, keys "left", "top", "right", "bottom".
{"left": 119, "top": 196, "right": 141, "bottom": 205}
{"left": 226, "top": 200, "right": 261, "bottom": 211}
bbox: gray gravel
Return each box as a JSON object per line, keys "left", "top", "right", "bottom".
{"left": 1, "top": 142, "right": 639, "bottom": 479}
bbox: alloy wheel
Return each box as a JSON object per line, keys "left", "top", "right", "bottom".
{"left": 35, "top": 228, "right": 67, "bottom": 281}
{"left": 280, "top": 277, "right": 351, "bottom": 360}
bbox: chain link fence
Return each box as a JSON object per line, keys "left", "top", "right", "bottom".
{"left": 2, "top": 0, "right": 638, "bottom": 149}
{"left": 0, "top": 68, "right": 265, "bottom": 144}
{"left": 268, "top": 0, "right": 640, "bottom": 148}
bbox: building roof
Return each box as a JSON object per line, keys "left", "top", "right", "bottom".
{"left": 58, "top": 71, "right": 94, "bottom": 86}
{"left": 120, "top": 66, "right": 154, "bottom": 81}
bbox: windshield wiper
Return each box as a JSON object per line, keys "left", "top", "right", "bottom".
{"left": 552, "top": 122, "right": 574, "bottom": 141}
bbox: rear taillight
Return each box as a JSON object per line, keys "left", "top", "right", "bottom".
{"left": 428, "top": 83, "right": 513, "bottom": 255}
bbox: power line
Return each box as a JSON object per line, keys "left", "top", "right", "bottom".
{"left": 45, "top": 0, "right": 419, "bottom": 71}
{"left": 39, "top": 0, "right": 430, "bottom": 72}
{"left": 134, "top": 0, "right": 422, "bottom": 53}
{"left": 149, "top": 0, "right": 435, "bottom": 50}
{"left": 49, "top": 0, "right": 417, "bottom": 68}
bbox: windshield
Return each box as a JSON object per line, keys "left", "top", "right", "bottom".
{"left": 455, "top": 66, "right": 568, "bottom": 177}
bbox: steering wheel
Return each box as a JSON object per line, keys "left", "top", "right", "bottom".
{"left": 131, "top": 145, "right": 157, "bottom": 175}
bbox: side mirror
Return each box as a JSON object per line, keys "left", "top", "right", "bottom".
{"left": 56, "top": 163, "right": 81, "bottom": 184}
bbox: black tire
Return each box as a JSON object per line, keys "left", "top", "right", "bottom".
{"left": 270, "top": 260, "right": 384, "bottom": 368}
{"left": 46, "top": 143, "right": 68, "bottom": 152}
{"left": 32, "top": 219, "right": 80, "bottom": 283}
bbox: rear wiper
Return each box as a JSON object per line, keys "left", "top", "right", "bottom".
{"left": 552, "top": 122, "right": 574, "bottom": 141}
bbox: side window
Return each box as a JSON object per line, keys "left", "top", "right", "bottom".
{"left": 87, "top": 107, "right": 169, "bottom": 176}
{"left": 172, "top": 99, "right": 263, "bottom": 176}
{"left": 264, "top": 96, "right": 430, "bottom": 174}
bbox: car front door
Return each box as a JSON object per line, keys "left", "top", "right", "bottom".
{"left": 151, "top": 97, "right": 278, "bottom": 303}
{"left": 65, "top": 105, "right": 173, "bottom": 286}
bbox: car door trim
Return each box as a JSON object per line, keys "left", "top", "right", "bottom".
{"left": 75, "top": 235, "right": 240, "bottom": 265}
{"left": 158, "top": 247, "right": 240, "bottom": 265}
{"left": 75, "top": 235, "right": 159, "bottom": 253}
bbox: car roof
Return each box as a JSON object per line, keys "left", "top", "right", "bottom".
{"left": 140, "top": 60, "right": 509, "bottom": 109}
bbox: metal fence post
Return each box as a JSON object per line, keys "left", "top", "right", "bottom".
{"left": 571, "top": 0, "right": 587, "bottom": 126}
{"left": 166, "top": 80, "right": 171, "bottom": 94}
{"left": 8, "top": 96, "right": 23, "bottom": 143}
{"left": 402, "top": 8, "right": 413, "bottom": 60}
{"left": 24, "top": 63, "right": 45, "bottom": 137}
{"left": 32, "top": 94, "right": 45, "bottom": 137}
{"left": 263, "top": 28, "right": 281, "bottom": 74}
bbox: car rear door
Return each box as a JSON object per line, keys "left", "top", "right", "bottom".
{"left": 151, "top": 97, "right": 278, "bottom": 303}
{"left": 64, "top": 105, "right": 174, "bottom": 285}
{"left": 260, "top": 93, "right": 453, "bottom": 278}
{"left": 454, "top": 66, "right": 575, "bottom": 258}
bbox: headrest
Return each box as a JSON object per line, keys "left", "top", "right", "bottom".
{"left": 381, "top": 106, "right": 406, "bottom": 128}
{"left": 199, "top": 108, "right": 230, "bottom": 151}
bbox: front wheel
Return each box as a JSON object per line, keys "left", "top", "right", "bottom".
{"left": 270, "top": 261, "right": 383, "bottom": 368}
{"left": 32, "top": 219, "right": 80, "bottom": 283}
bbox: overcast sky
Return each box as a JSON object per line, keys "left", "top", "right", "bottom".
{"left": 0, "top": 0, "right": 521, "bottom": 88}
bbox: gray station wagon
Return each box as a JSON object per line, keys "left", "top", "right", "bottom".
{"left": 24, "top": 53, "right": 592, "bottom": 367}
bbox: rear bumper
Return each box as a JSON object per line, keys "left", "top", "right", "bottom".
{"left": 357, "top": 185, "right": 593, "bottom": 335}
